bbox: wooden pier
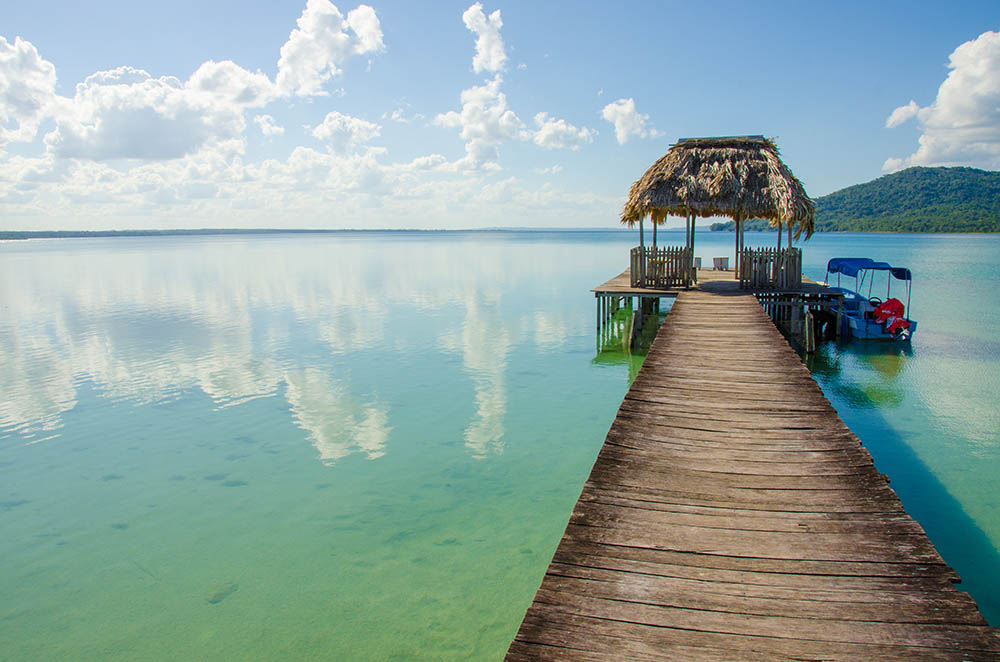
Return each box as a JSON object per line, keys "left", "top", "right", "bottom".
{"left": 507, "top": 288, "right": 1000, "bottom": 660}
{"left": 594, "top": 268, "right": 844, "bottom": 353}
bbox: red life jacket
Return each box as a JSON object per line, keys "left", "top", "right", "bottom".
{"left": 887, "top": 317, "right": 911, "bottom": 334}
{"left": 873, "top": 298, "right": 910, "bottom": 334}
{"left": 873, "top": 298, "right": 905, "bottom": 322}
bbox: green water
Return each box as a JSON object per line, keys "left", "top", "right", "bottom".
{"left": 1, "top": 231, "right": 998, "bottom": 659}
{"left": 799, "top": 232, "right": 1000, "bottom": 622}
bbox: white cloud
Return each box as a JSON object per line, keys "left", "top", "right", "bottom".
{"left": 462, "top": 3, "right": 507, "bottom": 74}
{"left": 275, "top": 0, "right": 385, "bottom": 96}
{"left": 532, "top": 112, "right": 595, "bottom": 150}
{"left": 43, "top": 66, "right": 248, "bottom": 161}
{"left": 0, "top": 36, "right": 58, "bottom": 145}
{"left": 347, "top": 5, "right": 385, "bottom": 55}
{"left": 253, "top": 145, "right": 394, "bottom": 195}
{"left": 882, "top": 157, "right": 905, "bottom": 173}
{"left": 3, "top": 2, "right": 385, "bottom": 161}
{"left": 884, "top": 30, "right": 1000, "bottom": 171}
{"left": 0, "top": 2, "right": 628, "bottom": 228}
{"left": 534, "top": 164, "right": 562, "bottom": 174}
{"left": 885, "top": 99, "right": 919, "bottom": 128}
{"left": 188, "top": 60, "right": 276, "bottom": 108}
{"left": 0, "top": 1, "right": 386, "bottom": 166}
{"left": 601, "top": 97, "right": 662, "bottom": 144}
{"left": 311, "top": 110, "right": 380, "bottom": 153}
{"left": 383, "top": 107, "right": 423, "bottom": 124}
{"left": 399, "top": 153, "right": 448, "bottom": 170}
{"left": 434, "top": 76, "right": 526, "bottom": 170}
{"left": 254, "top": 114, "right": 284, "bottom": 136}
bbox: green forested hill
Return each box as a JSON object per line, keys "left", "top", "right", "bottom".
{"left": 710, "top": 166, "right": 1000, "bottom": 233}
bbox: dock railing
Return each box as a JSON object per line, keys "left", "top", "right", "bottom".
{"left": 629, "top": 245, "right": 693, "bottom": 289}
{"left": 739, "top": 247, "right": 801, "bottom": 290}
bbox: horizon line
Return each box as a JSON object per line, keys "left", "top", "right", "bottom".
{"left": 2, "top": 226, "right": 724, "bottom": 239}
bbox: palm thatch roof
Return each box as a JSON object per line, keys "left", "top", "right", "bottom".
{"left": 620, "top": 136, "right": 815, "bottom": 239}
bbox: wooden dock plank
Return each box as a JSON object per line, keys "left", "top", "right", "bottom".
{"left": 537, "top": 573, "right": 987, "bottom": 625}
{"left": 514, "top": 611, "right": 1000, "bottom": 661}
{"left": 506, "top": 289, "right": 999, "bottom": 660}
{"left": 554, "top": 540, "right": 961, "bottom": 583}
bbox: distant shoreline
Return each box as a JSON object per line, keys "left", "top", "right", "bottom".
{"left": 0, "top": 228, "right": 637, "bottom": 240}
{"left": 3, "top": 227, "right": 996, "bottom": 241}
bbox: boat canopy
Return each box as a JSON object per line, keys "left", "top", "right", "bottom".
{"left": 826, "top": 258, "right": 911, "bottom": 281}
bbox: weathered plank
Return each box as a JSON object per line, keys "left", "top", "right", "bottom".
{"left": 538, "top": 572, "right": 986, "bottom": 625}
{"left": 505, "top": 289, "right": 999, "bottom": 660}
{"left": 515, "top": 611, "right": 1000, "bottom": 661}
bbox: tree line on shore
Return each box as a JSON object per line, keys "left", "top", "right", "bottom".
{"left": 710, "top": 166, "right": 1000, "bottom": 233}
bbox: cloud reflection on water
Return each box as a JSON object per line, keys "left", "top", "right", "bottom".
{"left": 285, "top": 368, "right": 390, "bottom": 464}
{"left": 455, "top": 298, "right": 510, "bottom": 458}
{"left": 0, "top": 234, "right": 606, "bottom": 463}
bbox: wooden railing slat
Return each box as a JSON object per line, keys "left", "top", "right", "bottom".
{"left": 738, "top": 247, "right": 801, "bottom": 290}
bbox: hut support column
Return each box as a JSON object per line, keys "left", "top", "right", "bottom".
{"left": 740, "top": 220, "right": 745, "bottom": 278}
{"left": 775, "top": 222, "right": 783, "bottom": 286}
{"left": 734, "top": 217, "right": 741, "bottom": 279}
{"left": 737, "top": 219, "right": 745, "bottom": 281}
{"left": 689, "top": 213, "right": 696, "bottom": 285}
{"left": 639, "top": 216, "right": 645, "bottom": 287}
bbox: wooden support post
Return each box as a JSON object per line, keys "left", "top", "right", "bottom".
{"left": 595, "top": 294, "right": 600, "bottom": 337}
{"left": 805, "top": 309, "right": 816, "bottom": 353}
{"left": 835, "top": 296, "right": 843, "bottom": 340}
{"left": 600, "top": 297, "right": 604, "bottom": 347}
{"left": 601, "top": 296, "right": 607, "bottom": 344}
{"left": 598, "top": 296, "right": 603, "bottom": 343}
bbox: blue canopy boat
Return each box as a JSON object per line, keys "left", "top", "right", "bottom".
{"left": 825, "top": 258, "right": 916, "bottom": 341}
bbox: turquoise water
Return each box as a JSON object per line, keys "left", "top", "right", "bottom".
{"left": 798, "top": 232, "right": 1000, "bottom": 622}
{"left": 1, "top": 231, "right": 998, "bottom": 659}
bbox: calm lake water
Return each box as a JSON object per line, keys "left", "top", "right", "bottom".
{"left": 1, "top": 230, "right": 998, "bottom": 659}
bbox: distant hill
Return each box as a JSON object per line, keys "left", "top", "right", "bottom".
{"left": 710, "top": 166, "right": 1000, "bottom": 233}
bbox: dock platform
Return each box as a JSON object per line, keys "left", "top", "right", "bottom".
{"left": 591, "top": 267, "right": 832, "bottom": 297}
{"left": 507, "top": 289, "right": 1000, "bottom": 660}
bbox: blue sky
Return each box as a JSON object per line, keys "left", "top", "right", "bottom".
{"left": 1, "top": 0, "right": 997, "bottom": 230}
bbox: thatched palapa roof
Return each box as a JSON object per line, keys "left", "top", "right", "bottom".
{"left": 620, "top": 136, "right": 815, "bottom": 239}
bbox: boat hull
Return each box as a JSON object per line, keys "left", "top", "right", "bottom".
{"left": 843, "top": 314, "right": 916, "bottom": 341}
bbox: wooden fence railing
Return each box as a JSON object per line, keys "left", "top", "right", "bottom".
{"left": 739, "top": 247, "right": 802, "bottom": 290}
{"left": 630, "top": 246, "right": 693, "bottom": 289}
